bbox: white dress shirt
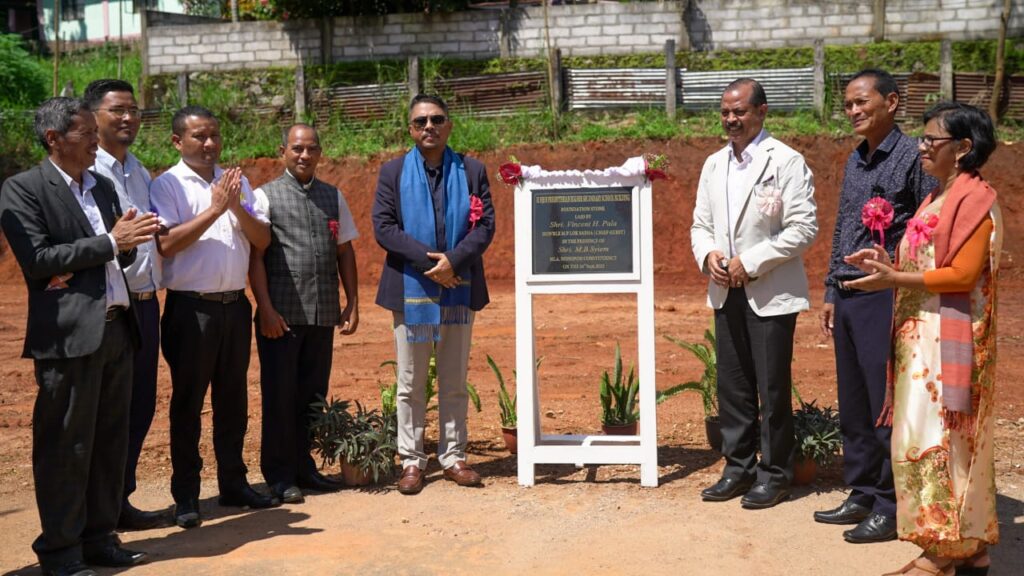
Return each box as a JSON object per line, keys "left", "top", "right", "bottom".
{"left": 725, "top": 129, "right": 768, "bottom": 256}
{"left": 252, "top": 169, "right": 359, "bottom": 246}
{"left": 49, "top": 159, "right": 130, "bottom": 310}
{"left": 150, "top": 160, "right": 270, "bottom": 292}
{"left": 92, "top": 147, "right": 158, "bottom": 293}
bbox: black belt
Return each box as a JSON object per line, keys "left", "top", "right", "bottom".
{"left": 170, "top": 289, "right": 244, "bottom": 304}
{"left": 105, "top": 306, "right": 127, "bottom": 322}
{"left": 130, "top": 291, "right": 155, "bottom": 301}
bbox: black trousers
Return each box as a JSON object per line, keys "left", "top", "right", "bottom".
{"left": 256, "top": 324, "right": 335, "bottom": 487}
{"left": 833, "top": 287, "right": 896, "bottom": 517}
{"left": 31, "top": 312, "right": 132, "bottom": 570}
{"left": 715, "top": 287, "right": 797, "bottom": 489}
{"left": 123, "top": 296, "right": 160, "bottom": 501}
{"left": 162, "top": 292, "right": 252, "bottom": 504}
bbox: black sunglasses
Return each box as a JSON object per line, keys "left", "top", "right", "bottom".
{"left": 411, "top": 115, "right": 448, "bottom": 130}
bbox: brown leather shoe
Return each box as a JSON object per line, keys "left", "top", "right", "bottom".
{"left": 443, "top": 461, "right": 482, "bottom": 487}
{"left": 396, "top": 465, "right": 423, "bottom": 495}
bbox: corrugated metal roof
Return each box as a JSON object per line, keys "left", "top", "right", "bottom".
{"left": 566, "top": 68, "right": 681, "bottom": 110}
{"left": 682, "top": 67, "right": 814, "bottom": 112}
{"left": 428, "top": 71, "right": 548, "bottom": 117}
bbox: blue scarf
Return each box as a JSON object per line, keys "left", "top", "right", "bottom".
{"left": 400, "top": 146, "right": 472, "bottom": 342}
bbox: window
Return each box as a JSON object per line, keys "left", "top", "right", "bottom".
{"left": 60, "top": 0, "right": 85, "bottom": 20}
{"left": 133, "top": 0, "right": 161, "bottom": 12}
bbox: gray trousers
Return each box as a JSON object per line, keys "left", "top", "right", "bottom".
{"left": 392, "top": 311, "right": 474, "bottom": 470}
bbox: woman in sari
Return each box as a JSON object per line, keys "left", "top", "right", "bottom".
{"left": 844, "top": 101, "right": 1002, "bottom": 576}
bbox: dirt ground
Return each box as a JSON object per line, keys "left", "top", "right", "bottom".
{"left": 0, "top": 137, "right": 1022, "bottom": 575}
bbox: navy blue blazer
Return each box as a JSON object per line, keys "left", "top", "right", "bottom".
{"left": 372, "top": 152, "right": 495, "bottom": 313}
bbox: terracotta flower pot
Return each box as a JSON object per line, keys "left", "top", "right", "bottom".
{"left": 501, "top": 427, "right": 518, "bottom": 454}
{"left": 341, "top": 460, "right": 372, "bottom": 487}
{"left": 601, "top": 422, "right": 638, "bottom": 435}
{"left": 704, "top": 416, "right": 723, "bottom": 453}
{"left": 793, "top": 456, "right": 818, "bottom": 486}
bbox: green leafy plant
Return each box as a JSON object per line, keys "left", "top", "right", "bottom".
{"left": 600, "top": 343, "right": 639, "bottom": 427}
{"left": 0, "top": 34, "right": 48, "bottom": 109}
{"left": 659, "top": 327, "right": 718, "bottom": 418}
{"left": 791, "top": 386, "right": 842, "bottom": 467}
{"left": 483, "top": 354, "right": 542, "bottom": 430}
{"left": 308, "top": 397, "right": 397, "bottom": 484}
{"left": 380, "top": 349, "right": 482, "bottom": 414}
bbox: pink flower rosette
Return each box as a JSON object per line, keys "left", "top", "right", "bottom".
{"left": 755, "top": 177, "right": 782, "bottom": 218}
{"left": 468, "top": 195, "right": 483, "bottom": 230}
{"left": 328, "top": 219, "right": 340, "bottom": 241}
{"left": 861, "top": 197, "right": 894, "bottom": 247}
{"left": 905, "top": 212, "right": 939, "bottom": 260}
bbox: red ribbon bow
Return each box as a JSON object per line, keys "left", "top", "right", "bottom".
{"left": 861, "top": 197, "right": 894, "bottom": 247}
{"left": 468, "top": 195, "right": 483, "bottom": 230}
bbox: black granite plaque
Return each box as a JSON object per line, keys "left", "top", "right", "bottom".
{"left": 532, "top": 187, "right": 634, "bottom": 275}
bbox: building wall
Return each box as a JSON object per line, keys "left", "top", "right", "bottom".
{"left": 145, "top": 1, "right": 1024, "bottom": 75}
{"left": 38, "top": 0, "right": 186, "bottom": 43}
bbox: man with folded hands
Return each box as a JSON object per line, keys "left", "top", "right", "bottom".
{"left": 249, "top": 123, "right": 360, "bottom": 503}
{"left": 150, "top": 105, "right": 278, "bottom": 529}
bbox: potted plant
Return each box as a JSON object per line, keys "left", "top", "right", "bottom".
{"left": 600, "top": 343, "right": 639, "bottom": 435}
{"left": 308, "top": 397, "right": 398, "bottom": 487}
{"left": 791, "top": 386, "right": 842, "bottom": 485}
{"left": 485, "top": 354, "right": 518, "bottom": 454}
{"left": 662, "top": 326, "right": 721, "bottom": 452}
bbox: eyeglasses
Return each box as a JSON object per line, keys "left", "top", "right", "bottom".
{"left": 98, "top": 106, "right": 141, "bottom": 118}
{"left": 918, "top": 135, "right": 956, "bottom": 148}
{"left": 410, "top": 115, "right": 447, "bottom": 130}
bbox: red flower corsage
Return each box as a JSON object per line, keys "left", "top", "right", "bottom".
{"left": 328, "top": 219, "right": 339, "bottom": 240}
{"left": 497, "top": 155, "right": 522, "bottom": 186}
{"left": 468, "top": 195, "right": 483, "bottom": 230}
{"left": 643, "top": 153, "right": 669, "bottom": 181}
{"left": 861, "top": 196, "right": 894, "bottom": 246}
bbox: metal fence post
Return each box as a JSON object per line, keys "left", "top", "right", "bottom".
{"left": 408, "top": 56, "right": 420, "bottom": 99}
{"left": 295, "top": 65, "right": 306, "bottom": 122}
{"left": 665, "top": 39, "right": 677, "bottom": 119}
{"left": 177, "top": 73, "right": 189, "bottom": 108}
{"left": 813, "top": 39, "right": 825, "bottom": 120}
{"left": 940, "top": 39, "right": 953, "bottom": 101}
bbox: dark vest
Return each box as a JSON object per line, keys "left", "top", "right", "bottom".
{"left": 262, "top": 174, "right": 341, "bottom": 326}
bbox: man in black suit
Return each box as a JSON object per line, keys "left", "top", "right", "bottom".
{"left": 372, "top": 94, "right": 495, "bottom": 495}
{"left": 0, "top": 98, "right": 159, "bottom": 576}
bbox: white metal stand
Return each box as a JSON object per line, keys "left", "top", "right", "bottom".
{"left": 514, "top": 166, "right": 658, "bottom": 487}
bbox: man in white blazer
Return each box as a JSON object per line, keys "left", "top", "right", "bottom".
{"left": 690, "top": 78, "right": 818, "bottom": 509}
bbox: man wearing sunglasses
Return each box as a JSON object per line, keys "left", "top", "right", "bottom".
{"left": 84, "top": 79, "right": 171, "bottom": 532}
{"left": 372, "top": 94, "right": 495, "bottom": 495}
{"left": 816, "top": 69, "right": 935, "bottom": 544}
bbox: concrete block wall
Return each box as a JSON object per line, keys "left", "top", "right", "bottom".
{"left": 145, "top": 1, "right": 1023, "bottom": 75}
{"left": 147, "top": 20, "right": 321, "bottom": 74}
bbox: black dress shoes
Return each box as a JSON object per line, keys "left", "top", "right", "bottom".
{"left": 843, "top": 512, "right": 897, "bottom": 543}
{"left": 42, "top": 561, "right": 95, "bottom": 576}
{"left": 297, "top": 471, "right": 345, "bottom": 493}
{"left": 175, "top": 498, "right": 202, "bottom": 529}
{"left": 218, "top": 485, "right": 281, "bottom": 509}
{"left": 740, "top": 482, "right": 791, "bottom": 509}
{"left": 700, "top": 476, "right": 754, "bottom": 502}
{"left": 271, "top": 483, "right": 305, "bottom": 504}
{"left": 118, "top": 500, "right": 172, "bottom": 531}
{"left": 83, "top": 544, "right": 148, "bottom": 567}
{"left": 814, "top": 500, "right": 872, "bottom": 525}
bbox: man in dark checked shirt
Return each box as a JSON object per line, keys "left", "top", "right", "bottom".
{"left": 815, "top": 69, "right": 937, "bottom": 543}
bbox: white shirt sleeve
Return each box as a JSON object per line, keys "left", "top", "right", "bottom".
{"left": 240, "top": 176, "right": 270, "bottom": 225}
{"left": 148, "top": 175, "right": 180, "bottom": 228}
{"left": 335, "top": 189, "right": 359, "bottom": 245}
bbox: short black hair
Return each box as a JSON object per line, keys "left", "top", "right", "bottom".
{"left": 724, "top": 78, "right": 767, "bottom": 107}
{"left": 171, "top": 105, "right": 217, "bottom": 136}
{"left": 34, "top": 97, "right": 90, "bottom": 152}
{"left": 922, "top": 101, "right": 997, "bottom": 172}
{"left": 848, "top": 68, "right": 900, "bottom": 111}
{"left": 409, "top": 93, "right": 449, "bottom": 116}
{"left": 282, "top": 123, "right": 320, "bottom": 146}
{"left": 83, "top": 79, "right": 135, "bottom": 110}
